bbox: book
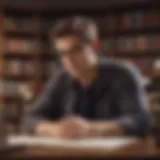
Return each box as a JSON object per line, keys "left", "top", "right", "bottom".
{"left": 100, "top": 38, "right": 114, "bottom": 53}
{"left": 147, "top": 35, "right": 157, "bottom": 50}
{"left": 136, "top": 35, "right": 146, "bottom": 51}
{"left": 106, "top": 14, "right": 117, "bottom": 31}
{"left": 44, "top": 18, "right": 57, "bottom": 29}
{"left": 5, "top": 60, "right": 22, "bottom": 75}
{"left": 23, "top": 61, "right": 35, "bottom": 75}
{"left": 124, "top": 37, "right": 136, "bottom": 52}
{"left": 96, "top": 16, "right": 108, "bottom": 34}
{"left": 116, "top": 36, "right": 125, "bottom": 52}
{"left": 132, "top": 11, "right": 144, "bottom": 29}
{"left": 4, "top": 17, "right": 40, "bottom": 31}
{"left": 145, "top": 10, "right": 160, "bottom": 28}
{"left": 4, "top": 80, "right": 19, "bottom": 96}
{"left": 119, "top": 12, "right": 132, "bottom": 30}
{"left": 5, "top": 39, "right": 39, "bottom": 53}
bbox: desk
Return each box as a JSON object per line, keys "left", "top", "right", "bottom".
{"left": 1, "top": 137, "right": 159, "bottom": 158}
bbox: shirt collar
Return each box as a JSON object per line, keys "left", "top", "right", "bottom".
{"left": 67, "top": 58, "right": 105, "bottom": 93}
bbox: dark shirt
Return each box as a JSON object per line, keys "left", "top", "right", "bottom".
{"left": 21, "top": 58, "right": 151, "bottom": 136}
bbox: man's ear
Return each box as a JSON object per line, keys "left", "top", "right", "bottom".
{"left": 91, "top": 40, "right": 100, "bottom": 52}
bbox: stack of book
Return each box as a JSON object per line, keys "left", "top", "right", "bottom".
{"left": 23, "top": 61, "right": 36, "bottom": 76}
{"left": 132, "top": 11, "right": 144, "bottom": 29}
{"left": 119, "top": 12, "right": 133, "bottom": 30}
{"left": 5, "top": 39, "right": 39, "bottom": 53}
{"left": 143, "top": 10, "right": 160, "bottom": 28}
{"left": 4, "top": 59, "right": 22, "bottom": 75}
{"left": 0, "top": 80, "right": 19, "bottom": 97}
{"left": 103, "top": 10, "right": 160, "bottom": 32}
{"left": 114, "top": 34, "right": 160, "bottom": 52}
{"left": 4, "top": 60, "right": 36, "bottom": 76}
{"left": 4, "top": 17, "right": 40, "bottom": 31}
{"left": 43, "top": 18, "right": 57, "bottom": 30}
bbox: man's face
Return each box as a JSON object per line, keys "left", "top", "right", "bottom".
{"left": 55, "top": 36, "right": 94, "bottom": 78}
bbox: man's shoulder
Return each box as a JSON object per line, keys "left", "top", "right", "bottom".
{"left": 45, "top": 69, "right": 70, "bottom": 89}
{"left": 99, "top": 58, "right": 141, "bottom": 80}
{"left": 53, "top": 69, "right": 69, "bottom": 79}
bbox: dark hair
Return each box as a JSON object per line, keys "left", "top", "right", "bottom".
{"left": 51, "top": 16, "right": 98, "bottom": 43}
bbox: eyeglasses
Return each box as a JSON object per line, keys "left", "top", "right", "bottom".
{"left": 56, "top": 43, "right": 87, "bottom": 58}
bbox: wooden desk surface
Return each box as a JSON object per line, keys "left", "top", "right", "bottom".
{"left": 2, "top": 137, "right": 159, "bottom": 158}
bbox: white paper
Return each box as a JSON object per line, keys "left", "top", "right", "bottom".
{"left": 7, "top": 135, "right": 138, "bottom": 150}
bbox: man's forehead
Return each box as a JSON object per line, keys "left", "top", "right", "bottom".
{"left": 55, "top": 36, "right": 79, "bottom": 51}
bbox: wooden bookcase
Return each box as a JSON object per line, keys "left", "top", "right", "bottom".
{"left": 0, "top": 4, "right": 159, "bottom": 134}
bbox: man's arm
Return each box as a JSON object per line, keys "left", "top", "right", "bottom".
{"left": 89, "top": 65, "right": 151, "bottom": 137}
{"left": 21, "top": 72, "right": 64, "bottom": 135}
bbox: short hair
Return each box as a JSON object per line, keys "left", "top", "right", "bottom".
{"left": 51, "top": 16, "right": 98, "bottom": 43}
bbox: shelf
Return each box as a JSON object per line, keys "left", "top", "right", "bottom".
{"left": 40, "top": 48, "right": 54, "bottom": 55}
{"left": 4, "top": 28, "right": 41, "bottom": 37}
{"left": 40, "top": 54, "right": 58, "bottom": 61}
{"left": 104, "top": 50, "right": 160, "bottom": 58}
{"left": 113, "top": 50, "right": 160, "bottom": 57}
{"left": 100, "top": 27, "right": 160, "bottom": 37}
{"left": 40, "top": 52, "right": 54, "bottom": 56}
{"left": 4, "top": 51, "right": 37, "bottom": 59}
{"left": 3, "top": 95, "right": 22, "bottom": 101}
{"left": 3, "top": 74, "right": 32, "bottom": 81}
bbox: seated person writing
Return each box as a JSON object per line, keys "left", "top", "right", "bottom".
{"left": 21, "top": 16, "right": 150, "bottom": 138}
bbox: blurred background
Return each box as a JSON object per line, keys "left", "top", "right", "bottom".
{"left": 0, "top": 0, "right": 159, "bottom": 140}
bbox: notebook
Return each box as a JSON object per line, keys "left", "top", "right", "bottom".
{"left": 7, "top": 135, "right": 138, "bottom": 150}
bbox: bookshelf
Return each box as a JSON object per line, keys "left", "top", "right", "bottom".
{"left": 99, "top": 9, "right": 160, "bottom": 80}
{"left": 0, "top": 5, "right": 159, "bottom": 134}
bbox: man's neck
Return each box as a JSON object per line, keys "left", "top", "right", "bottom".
{"left": 78, "top": 63, "right": 98, "bottom": 88}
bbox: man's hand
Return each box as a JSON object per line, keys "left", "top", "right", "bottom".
{"left": 34, "top": 117, "right": 91, "bottom": 138}
{"left": 34, "top": 117, "right": 124, "bottom": 138}
{"left": 58, "top": 117, "right": 124, "bottom": 138}
{"left": 59, "top": 116, "right": 91, "bottom": 138}
{"left": 35, "top": 121, "right": 61, "bottom": 137}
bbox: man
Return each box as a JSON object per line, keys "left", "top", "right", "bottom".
{"left": 22, "top": 16, "right": 150, "bottom": 138}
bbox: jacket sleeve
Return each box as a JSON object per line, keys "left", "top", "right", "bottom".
{"left": 114, "top": 65, "right": 151, "bottom": 137}
{"left": 21, "top": 72, "right": 64, "bottom": 134}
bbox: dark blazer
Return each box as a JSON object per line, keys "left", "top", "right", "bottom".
{"left": 21, "top": 58, "right": 150, "bottom": 136}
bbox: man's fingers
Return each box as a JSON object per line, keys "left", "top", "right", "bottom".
{"left": 59, "top": 123, "right": 82, "bottom": 138}
{"left": 58, "top": 116, "right": 90, "bottom": 138}
{"left": 59, "top": 127, "right": 77, "bottom": 138}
